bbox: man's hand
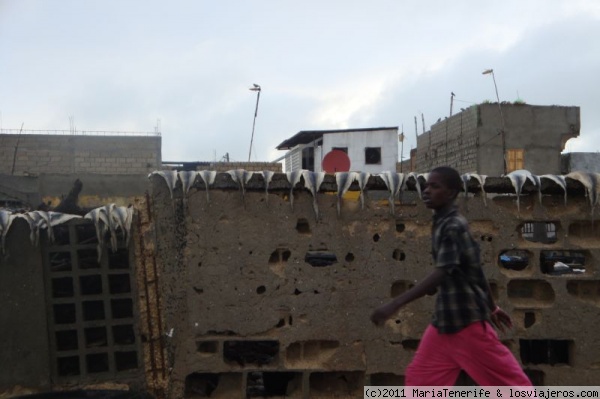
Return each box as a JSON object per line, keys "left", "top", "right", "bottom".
{"left": 370, "top": 302, "right": 398, "bottom": 326}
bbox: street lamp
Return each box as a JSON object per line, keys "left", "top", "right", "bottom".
{"left": 482, "top": 69, "right": 507, "bottom": 174}
{"left": 248, "top": 83, "right": 261, "bottom": 162}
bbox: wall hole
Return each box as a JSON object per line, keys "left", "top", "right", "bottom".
{"left": 305, "top": 251, "right": 337, "bottom": 267}
{"left": 566, "top": 280, "right": 600, "bottom": 305}
{"left": 370, "top": 373, "right": 404, "bottom": 385}
{"left": 309, "top": 372, "right": 364, "bottom": 397}
{"left": 520, "top": 339, "right": 572, "bottom": 365}
{"left": 268, "top": 251, "right": 279, "bottom": 264}
{"left": 402, "top": 340, "right": 419, "bottom": 350}
{"left": 392, "top": 249, "right": 406, "bottom": 261}
{"left": 507, "top": 280, "right": 555, "bottom": 307}
{"left": 80, "top": 275, "right": 102, "bottom": 295}
{"left": 498, "top": 250, "right": 530, "bottom": 271}
{"left": 540, "top": 250, "right": 586, "bottom": 275}
{"left": 52, "top": 277, "right": 74, "bottom": 298}
{"left": 78, "top": 249, "right": 99, "bottom": 270}
{"left": 524, "top": 369, "right": 545, "bottom": 385}
{"left": 296, "top": 218, "right": 311, "bottom": 234}
{"left": 76, "top": 223, "right": 98, "bottom": 244}
{"left": 53, "top": 303, "right": 76, "bottom": 324}
{"left": 115, "top": 350, "right": 138, "bottom": 371}
{"left": 521, "top": 221, "right": 557, "bottom": 244}
{"left": 84, "top": 327, "right": 107, "bottom": 348}
{"left": 345, "top": 252, "right": 355, "bottom": 262}
{"left": 196, "top": 340, "right": 218, "bottom": 354}
{"left": 111, "top": 298, "right": 133, "bottom": 319}
{"left": 256, "top": 285, "right": 266, "bottom": 294}
{"left": 113, "top": 325, "right": 135, "bottom": 345}
{"left": 223, "top": 340, "right": 279, "bottom": 367}
{"left": 247, "top": 371, "right": 299, "bottom": 397}
{"left": 83, "top": 300, "right": 105, "bottom": 321}
{"left": 373, "top": 233, "right": 380, "bottom": 242}
{"left": 294, "top": 288, "right": 302, "bottom": 295}
{"left": 108, "top": 248, "right": 130, "bottom": 269}
{"left": 86, "top": 353, "right": 109, "bottom": 373}
{"left": 524, "top": 312, "right": 536, "bottom": 328}
{"left": 395, "top": 223, "right": 405, "bottom": 233}
{"left": 480, "top": 235, "right": 493, "bottom": 242}
{"left": 55, "top": 330, "right": 78, "bottom": 351}
{"left": 57, "top": 356, "right": 80, "bottom": 376}
{"left": 185, "top": 373, "right": 219, "bottom": 397}
{"left": 281, "top": 250, "right": 291, "bottom": 262}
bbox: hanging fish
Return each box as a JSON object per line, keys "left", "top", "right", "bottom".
{"left": 198, "top": 170, "right": 217, "bottom": 203}
{"left": 112, "top": 205, "right": 134, "bottom": 246}
{"left": 505, "top": 169, "right": 538, "bottom": 215}
{"left": 286, "top": 170, "right": 304, "bottom": 210}
{"left": 227, "top": 169, "right": 254, "bottom": 203}
{"left": 566, "top": 171, "right": 600, "bottom": 219}
{"left": 540, "top": 174, "right": 567, "bottom": 206}
{"left": 148, "top": 170, "right": 178, "bottom": 199}
{"left": 379, "top": 172, "right": 405, "bottom": 215}
{"left": 178, "top": 170, "right": 199, "bottom": 202}
{"left": 302, "top": 170, "right": 325, "bottom": 220}
{"left": 14, "top": 212, "right": 38, "bottom": 247}
{"left": 84, "top": 207, "right": 111, "bottom": 263}
{"left": 470, "top": 173, "right": 488, "bottom": 206}
{"left": 0, "top": 209, "right": 16, "bottom": 254}
{"left": 261, "top": 171, "right": 275, "bottom": 203}
{"left": 335, "top": 172, "right": 355, "bottom": 216}
{"left": 355, "top": 172, "right": 371, "bottom": 210}
{"left": 408, "top": 172, "right": 423, "bottom": 199}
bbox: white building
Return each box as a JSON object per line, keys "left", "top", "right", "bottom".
{"left": 275, "top": 127, "right": 399, "bottom": 173}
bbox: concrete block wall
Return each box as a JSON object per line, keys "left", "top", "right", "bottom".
{"left": 145, "top": 173, "right": 600, "bottom": 398}
{"left": 0, "top": 134, "right": 161, "bottom": 176}
{"left": 416, "top": 107, "right": 479, "bottom": 173}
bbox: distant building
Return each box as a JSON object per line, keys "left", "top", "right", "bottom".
{"left": 415, "top": 104, "right": 580, "bottom": 175}
{"left": 275, "top": 127, "right": 399, "bottom": 173}
{"left": 561, "top": 152, "right": 600, "bottom": 174}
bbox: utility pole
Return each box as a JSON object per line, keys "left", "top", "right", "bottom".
{"left": 482, "top": 69, "right": 507, "bottom": 174}
{"left": 248, "top": 84, "right": 261, "bottom": 162}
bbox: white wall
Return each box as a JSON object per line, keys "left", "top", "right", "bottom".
{"left": 317, "top": 129, "right": 398, "bottom": 173}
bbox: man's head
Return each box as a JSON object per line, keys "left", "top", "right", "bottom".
{"left": 422, "top": 166, "right": 462, "bottom": 210}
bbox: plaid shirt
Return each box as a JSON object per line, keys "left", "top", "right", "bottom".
{"left": 431, "top": 206, "right": 491, "bottom": 333}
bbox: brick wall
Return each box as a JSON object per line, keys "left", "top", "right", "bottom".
{"left": 0, "top": 134, "right": 161, "bottom": 175}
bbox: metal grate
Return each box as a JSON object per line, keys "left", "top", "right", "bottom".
{"left": 42, "top": 220, "right": 141, "bottom": 382}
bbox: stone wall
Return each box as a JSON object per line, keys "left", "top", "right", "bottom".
{"left": 0, "top": 134, "right": 161, "bottom": 176}
{"left": 145, "top": 172, "right": 600, "bottom": 397}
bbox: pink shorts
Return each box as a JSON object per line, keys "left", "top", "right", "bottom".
{"left": 406, "top": 322, "right": 532, "bottom": 386}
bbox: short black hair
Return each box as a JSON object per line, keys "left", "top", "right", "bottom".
{"left": 430, "top": 166, "right": 462, "bottom": 198}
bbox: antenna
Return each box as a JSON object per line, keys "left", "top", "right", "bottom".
{"left": 421, "top": 113, "right": 426, "bottom": 134}
{"left": 69, "top": 115, "right": 76, "bottom": 134}
{"left": 450, "top": 92, "right": 455, "bottom": 116}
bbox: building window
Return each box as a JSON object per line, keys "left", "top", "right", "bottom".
{"left": 43, "top": 220, "right": 140, "bottom": 382}
{"left": 365, "top": 147, "right": 381, "bottom": 165}
{"left": 332, "top": 147, "right": 348, "bottom": 154}
{"left": 302, "top": 147, "right": 314, "bottom": 171}
{"left": 507, "top": 149, "right": 524, "bottom": 172}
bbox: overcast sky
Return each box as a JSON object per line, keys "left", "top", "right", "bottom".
{"left": 1, "top": 0, "right": 599, "bottom": 164}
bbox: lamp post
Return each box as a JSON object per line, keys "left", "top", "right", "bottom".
{"left": 482, "top": 69, "right": 507, "bottom": 175}
{"left": 248, "top": 83, "right": 261, "bottom": 162}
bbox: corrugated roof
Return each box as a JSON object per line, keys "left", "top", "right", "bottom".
{"left": 275, "top": 127, "right": 398, "bottom": 150}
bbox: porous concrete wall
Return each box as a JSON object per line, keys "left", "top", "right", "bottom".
{"left": 0, "top": 134, "right": 161, "bottom": 176}
{"left": 147, "top": 173, "right": 600, "bottom": 397}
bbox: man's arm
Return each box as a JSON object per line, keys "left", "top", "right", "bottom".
{"left": 370, "top": 268, "right": 446, "bottom": 325}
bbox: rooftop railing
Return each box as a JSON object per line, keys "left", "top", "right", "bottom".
{"left": 0, "top": 129, "right": 161, "bottom": 137}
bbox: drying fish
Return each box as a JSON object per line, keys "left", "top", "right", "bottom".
{"left": 149, "top": 170, "right": 179, "bottom": 199}
{"left": 228, "top": 169, "right": 254, "bottom": 203}
{"left": 286, "top": 170, "right": 304, "bottom": 210}
{"left": 540, "top": 174, "right": 567, "bottom": 206}
{"left": 261, "top": 171, "right": 275, "bottom": 203}
{"left": 379, "top": 172, "right": 405, "bottom": 215}
{"left": 335, "top": 172, "right": 355, "bottom": 216}
{"left": 355, "top": 172, "right": 370, "bottom": 210}
{"left": 198, "top": 170, "right": 217, "bottom": 203}
{"left": 302, "top": 170, "right": 325, "bottom": 219}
